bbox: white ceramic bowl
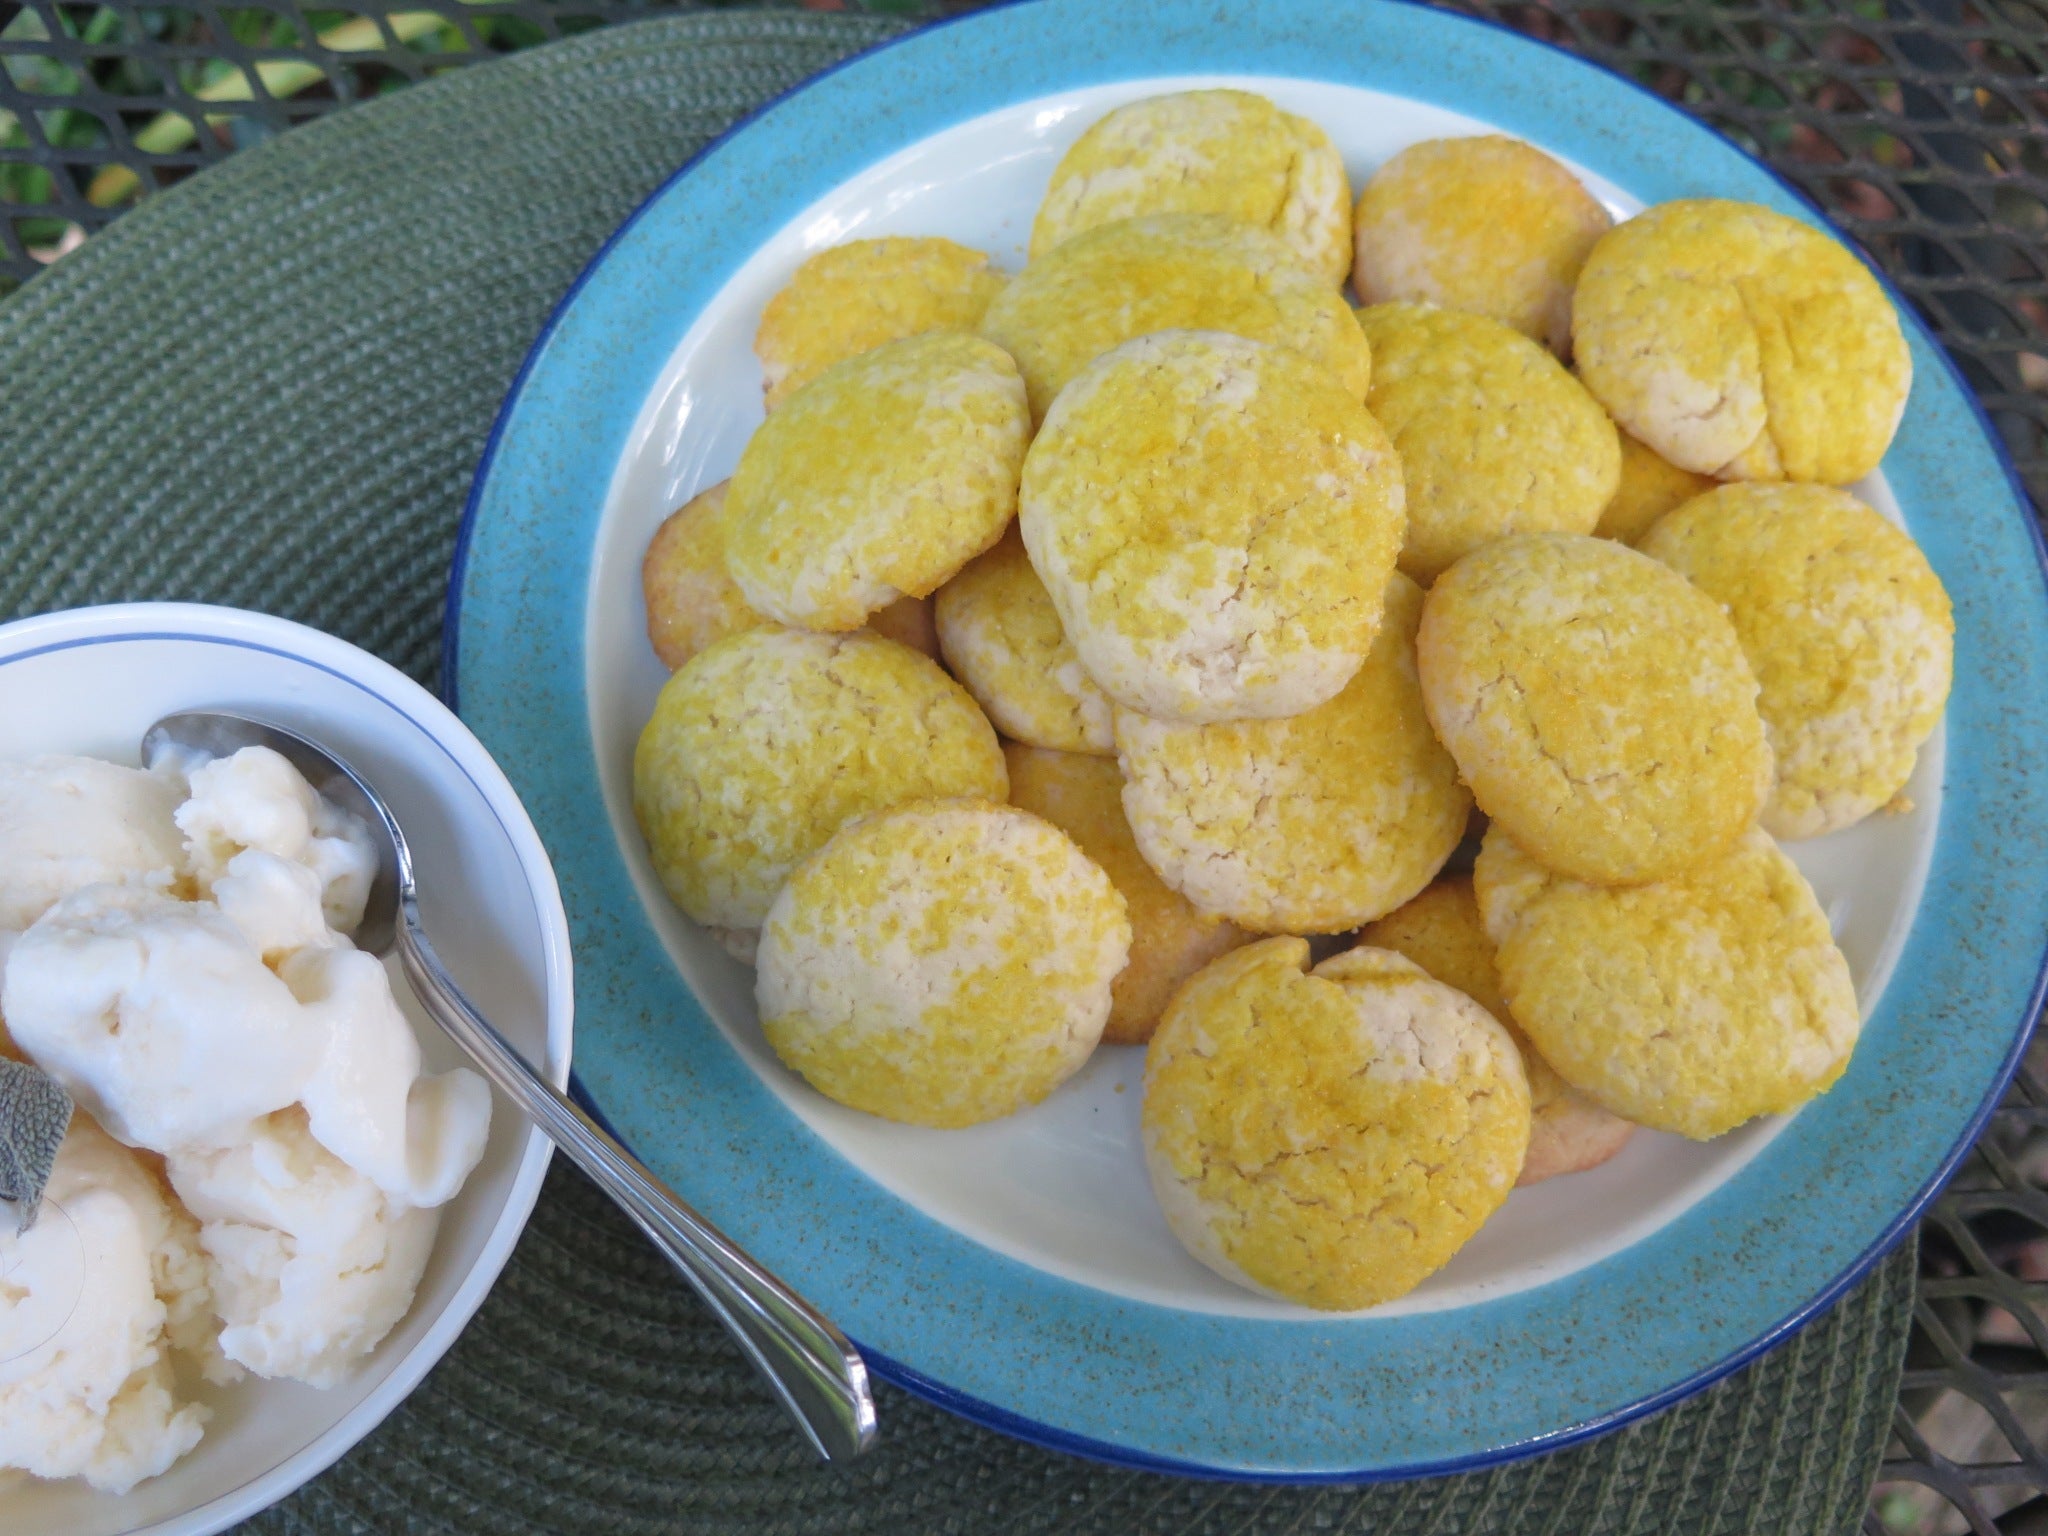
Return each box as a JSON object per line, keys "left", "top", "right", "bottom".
{"left": 0, "top": 602, "right": 573, "bottom": 1536}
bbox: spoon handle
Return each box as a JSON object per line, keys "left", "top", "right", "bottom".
{"left": 394, "top": 906, "right": 878, "bottom": 1462}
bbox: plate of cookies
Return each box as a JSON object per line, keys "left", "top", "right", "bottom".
{"left": 446, "top": 0, "right": 2048, "bottom": 1479}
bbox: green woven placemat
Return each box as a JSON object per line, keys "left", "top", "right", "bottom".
{"left": 0, "top": 11, "right": 1915, "bottom": 1533}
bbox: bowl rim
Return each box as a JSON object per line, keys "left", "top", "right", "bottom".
{"left": 0, "top": 599, "right": 572, "bottom": 1535}
{"left": 443, "top": 0, "right": 2048, "bottom": 1483}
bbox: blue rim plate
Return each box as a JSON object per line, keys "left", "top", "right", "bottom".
{"left": 446, "top": 0, "right": 2048, "bottom": 1480}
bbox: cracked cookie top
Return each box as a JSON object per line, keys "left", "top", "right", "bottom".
{"left": 1355, "top": 877, "right": 1635, "bottom": 1186}
{"left": 1416, "top": 532, "right": 1771, "bottom": 886}
{"left": 1474, "top": 823, "right": 1859, "bottom": 1140}
{"left": 1355, "top": 303, "right": 1620, "bottom": 585}
{"left": 1020, "top": 329, "right": 1405, "bottom": 724}
{"left": 1352, "top": 134, "right": 1612, "bottom": 356}
{"left": 979, "top": 213, "right": 1373, "bottom": 422}
{"left": 1572, "top": 198, "right": 1911, "bottom": 484}
{"left": 1114, "top": 572, "right": 1467, "bottom": 932}
{"left": 1141, "top": 936, "right": 1529, "bottom": 1309}
{"left": 631, "top": 628, "right": 1008, "bottom": 929}
{"left": 1639, "top": 482, "right": 1953, "bottom": 840}
{"left": 1003, "top": 743, "right": 1249, "bottom": 1046}
{"left": 1030, "top": 90, "right": 1352, "bottom": 287}
{"left": 934, "top": 527, "right": 1114, "bottom": 756}
{"left": 756, "top": 798, "right": 1130, "bottom": 1128}
{"left": 753, "top": 237, "right": 1008, "bottom": 411}
{"left": 724, "top": 331, "right": 1030, "bottom": 632}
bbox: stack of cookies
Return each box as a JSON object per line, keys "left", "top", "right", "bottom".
{"left": 630, "top": 89, "right": 1953, "bottom": 1311}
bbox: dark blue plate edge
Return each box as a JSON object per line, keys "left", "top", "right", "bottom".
{"left": 455, "top": 0, "right": 2048, "bottom": 1483}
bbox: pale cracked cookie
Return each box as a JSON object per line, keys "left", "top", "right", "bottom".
{"left": 1474, "top": 824, "right": 1860, "bottom": 1140}
{"left": 756, "top": 798, "right": 1130, "bottom": 1128}
{"left": 1142, "top": 937, "right": 1529, "bottom": 1310}
{"left": 1417, "top": 533, "right": 1771, "bottom": 887}
{"left": 1032, "top": 90, "right": 1352, "bottom": 286}
{"left": 934, "top": 528, "right": 1113, "bottom": 756}
{"left": 632, "top": 628, "right": 1007, "bottom": 931}
{"left": 979, "top": 213, "right": 1373, "bottom": 422}
{"left": 641, "top": 480, "right": 938, "bottom": 670}
{"left": 1116, "top": 573, "right": 1468, "bottom": 932}
{"left": 1356, "top": 303, "right": 1619, "bottom": 584}
{"left": 1639, "top": 483, "right": 1953, "bottom": 839}
{"left": 754, "top": 237, "right": 1008, "bottom": 410}
{"left": 724, "top": 332, "right": 1029, "bottom": 631}
{"left": 1357, "top": 877, "right": 1634, "bottom": 1185}
{"left": 1594, "top": 429, "right": 1719, "bottom": 546}
{"left": 1573, "top": 199, "right": 1911, "bottom": 483}
{"left": 1353, "top": 135, "right": 1613, "bottom": 356}
{"left": 1004, "top": 743, "right": 1249, "bottom": 1046}
{"left": 1021, "top": 329, "right": 1405, "bottom": 724}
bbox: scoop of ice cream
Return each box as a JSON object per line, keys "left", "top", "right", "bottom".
{"left": 0, "top": 1119, "right": 219, "bottom": 1493}
{"left": 176, "top": 746, "right": 378, "bottom": 936}
{"left": 0, "top": 756, "right": 186, "bottom": 934}
{"left": 167, "top": 1107, "right": 438, "bottom": 1388}
{"left": 277, "top": 944, "right": 489, "bottom": 1209}
{"left": 2, "top": 883, "right": 327, "bottom": 1152}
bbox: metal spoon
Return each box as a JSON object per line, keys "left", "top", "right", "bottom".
{"left": 142, "top": 710, "right": 878, "bottom": 1462}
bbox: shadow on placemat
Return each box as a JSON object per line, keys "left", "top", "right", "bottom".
{"left": 0, "top": 10, "right": 1913, "bottom": 1533}
{"left": 252, "top": 1161, "right": 1911, "bottom": 1536}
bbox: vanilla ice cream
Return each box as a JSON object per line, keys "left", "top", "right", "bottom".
{"left": 167, "top": 1108, "right": 439, "bottom": 1389}
{"left": 0, "top": 741, "right": 494, "bottom": 1488}
{"left": 176, "top": 745, "right": 378, "bottom": 936}
{"left": 0, "top": 1120, "right": 221, "bottom": 1494}
{"left": 4, "top": 883, "right": 329, "bottom": 1151}
{"left": 0, "top": 757, "right": 185, "bottom": 935}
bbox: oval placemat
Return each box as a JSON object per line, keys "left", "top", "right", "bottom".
{"left": 0, "top": 10, "right": 1912, "bottom": 1533}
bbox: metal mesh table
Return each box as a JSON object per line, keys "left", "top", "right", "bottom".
{"left": 3, "top": 2, "right": 2045, "bottom": 1530}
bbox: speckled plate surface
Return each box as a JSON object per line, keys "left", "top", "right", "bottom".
{"left": 446, "top": 0, "right": 2048, "bottom": 1480}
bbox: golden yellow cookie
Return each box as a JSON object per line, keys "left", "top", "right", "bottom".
{"left": 1639, "top": 483, "right": 1953, "bottom": 839}
{"left": 1032, "top": 90, "right": 1352, "bottom": 286}
{"left": 1143, "top": 938, "right": 1529, "bottom": 1309}
{"left": 979, "top": 213, "right": 1373, "bottom": 421}
{"left": 1356, "top": 304, "right": 1619, "bottom": 584}
{"left": 1595, "top": 429, "right": 1719, "bottom": 545}
{"left": 1573, "top": 199, "right": 1911, "bottom": 483}
{"left": 642, "top": 482, "right": 756, "bottom": 670}
{"left": 1004, "top": 744, "right": 1249, "bottom": 1045}
{"left": 1022, "top": 330, "right": 1405, "bottom": 723}
{"left": 1116, "top": 573, "right": 1468, "bottom": 932}
{"left": 756, "top": 798, "right": 1130, "bottom": 1128}
{"left": 1417, "top": 533, "right": 1771, "bottom": 886}
{"left": 724, "top": 332, "right": 1029, "bottom": 631}
{"left": 1353, "top": 136, "right": 1612, "bottom": 355}
{"left": 934, "top": 529, "right": 1113, "bottom": 755}
{"left": 632, "top": 628, "right": 1007, "bottom": 930}
{"left": 754, "top": 237, "right": 1007, "bottom": 410}
{"left": 641, "top": 481, "right": 939, "bottom": 669}
{"left": 1475, "top": 824, "right": 1859, "bottom": 1139}
{"left": 1357, "top": 878, "right": 1634, "bottom": 1185}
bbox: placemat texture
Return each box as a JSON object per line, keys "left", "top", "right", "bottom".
{"left": 0, "top": 10, "right": 1916, "bottom": 1533}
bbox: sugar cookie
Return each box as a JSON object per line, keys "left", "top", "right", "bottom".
{"left": 1022, "top": 329, "right": 1404, "bottom": 723}
{"left": 1417, "top": 533, "right": 1771, "bottom": 886}
{"left": 1639, "top": 483, "right": 1952, "bottom": 838}
{"left": 1573, "top": 198, "right": 1910, "bottom": 483}
{"left": 1475, "top": 824, "right": 1858, "bottom": 1140}
{"left": 1143, "top": 938, "right": 1528, "bottom": 1309}
{"left": 757, "top": 799, "right": 1129, "bottom": 1128}
{"left": 632, "top": 628, "right": 1006, "bottom": 930}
